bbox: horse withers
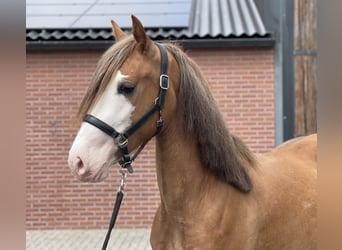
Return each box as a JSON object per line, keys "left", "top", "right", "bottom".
{"left": 68, "top": 15, "right": 317, "bottom": 250}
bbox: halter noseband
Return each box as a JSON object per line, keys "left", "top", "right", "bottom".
{"left": 83, "top": 42, "right": 169, "bottom": 173}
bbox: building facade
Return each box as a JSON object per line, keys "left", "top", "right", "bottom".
{"left": 26, "top": 0, "right": 277, "bottom": 230}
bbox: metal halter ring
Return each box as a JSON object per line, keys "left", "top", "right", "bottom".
{"left": 118, "top": 169, "right": 128, "bottom": 192}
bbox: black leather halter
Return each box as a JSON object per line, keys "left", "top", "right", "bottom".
{"left": 83, "top": 42, "right": 169, "bottom": 174}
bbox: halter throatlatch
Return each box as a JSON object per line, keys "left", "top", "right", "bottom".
{"left": 83, "top": 42, "right": 169, "bottom": 174}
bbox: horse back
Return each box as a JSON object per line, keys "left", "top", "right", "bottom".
{"left": 253, "top": 133, "right": 317, "bottom": 249}
{"left": 272, "top": 133, "right": 317, "bottom": 167}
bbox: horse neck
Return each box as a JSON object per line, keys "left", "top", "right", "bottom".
{"left": 155, "top": 117, "right": 210, "bottom": 212}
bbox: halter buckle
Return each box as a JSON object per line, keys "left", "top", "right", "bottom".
{"left": 160, "top": 74, "right": 169, "bottom": 90}
{"left": 115, "top": 135, "right": 128, "bottom": 148}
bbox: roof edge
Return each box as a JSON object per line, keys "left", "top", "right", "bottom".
{"left": 26, "top": 37, "right": 275, "bottom": 51}
{"left": 181, "top": 38, "right": 275, "bottom": 49}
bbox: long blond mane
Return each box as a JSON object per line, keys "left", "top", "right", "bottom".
{"left": 163, "top": 43, "right": 255, "bottom": 192}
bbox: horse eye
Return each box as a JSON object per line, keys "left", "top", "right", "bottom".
{"left": 118, "top": 83, "right": 135, "bottom": 95}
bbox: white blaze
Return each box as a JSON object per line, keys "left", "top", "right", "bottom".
{"left": 89, "top": 71, "right": 135, "bottom": 132}
{"left": 68, "top": 71, "right": 135, "bottom": 182}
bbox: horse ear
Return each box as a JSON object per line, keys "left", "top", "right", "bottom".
{"left": 131, "top": 15, "right": 153, "bottom": 53}
{"left": 111, "top": 20, "right": 126, "bottom": 41}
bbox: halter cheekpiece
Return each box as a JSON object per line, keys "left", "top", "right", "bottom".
{"left": 83, "top": 42, "right": 169, "bottom": 174}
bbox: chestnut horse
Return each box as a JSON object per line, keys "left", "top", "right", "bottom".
{"left": 68, "top": 16, "right": 317, "bottom": 249}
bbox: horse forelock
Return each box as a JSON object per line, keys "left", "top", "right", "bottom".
{"left": 163, "top": 43, "right": 255, "bottom": 193}
{"left": 76, "top": 36, "right": 136, "bottom": 125}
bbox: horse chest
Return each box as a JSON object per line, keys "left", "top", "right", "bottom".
{"left": 152, "top": 225, "right": 217, "bottom": 250}
{"left": 151, "top": 210, "right": 207, "bottom": 249}
{"left": 151, "top": 210, "right": 240, "bottom": 250}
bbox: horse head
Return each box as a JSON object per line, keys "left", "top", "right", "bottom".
{"left": 68, "top": 16, "right": 179, "bottom": 182}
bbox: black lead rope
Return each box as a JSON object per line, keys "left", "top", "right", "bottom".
{"left": 96, "top": 42, "right": 169, "bottom": 250}
{"left": 102, "top": 170, "right": 127, "bottom": 250}
{"left": 102, "top": 190, "right": 123, "bottom": 250}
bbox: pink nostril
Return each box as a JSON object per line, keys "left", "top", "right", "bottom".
{"left": 75, "top": 157, "right": 86, "bottom": 175}
{"left": 76, "top": 157, "right": 83, "bottom": 169}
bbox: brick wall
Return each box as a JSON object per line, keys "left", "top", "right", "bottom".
{"left": 26, "top": 47, "right": 275, "bottom": 230}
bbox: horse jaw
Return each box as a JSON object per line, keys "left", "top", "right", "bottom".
{"left": 68, "top": 71, "right": 135, "bottom": 182}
